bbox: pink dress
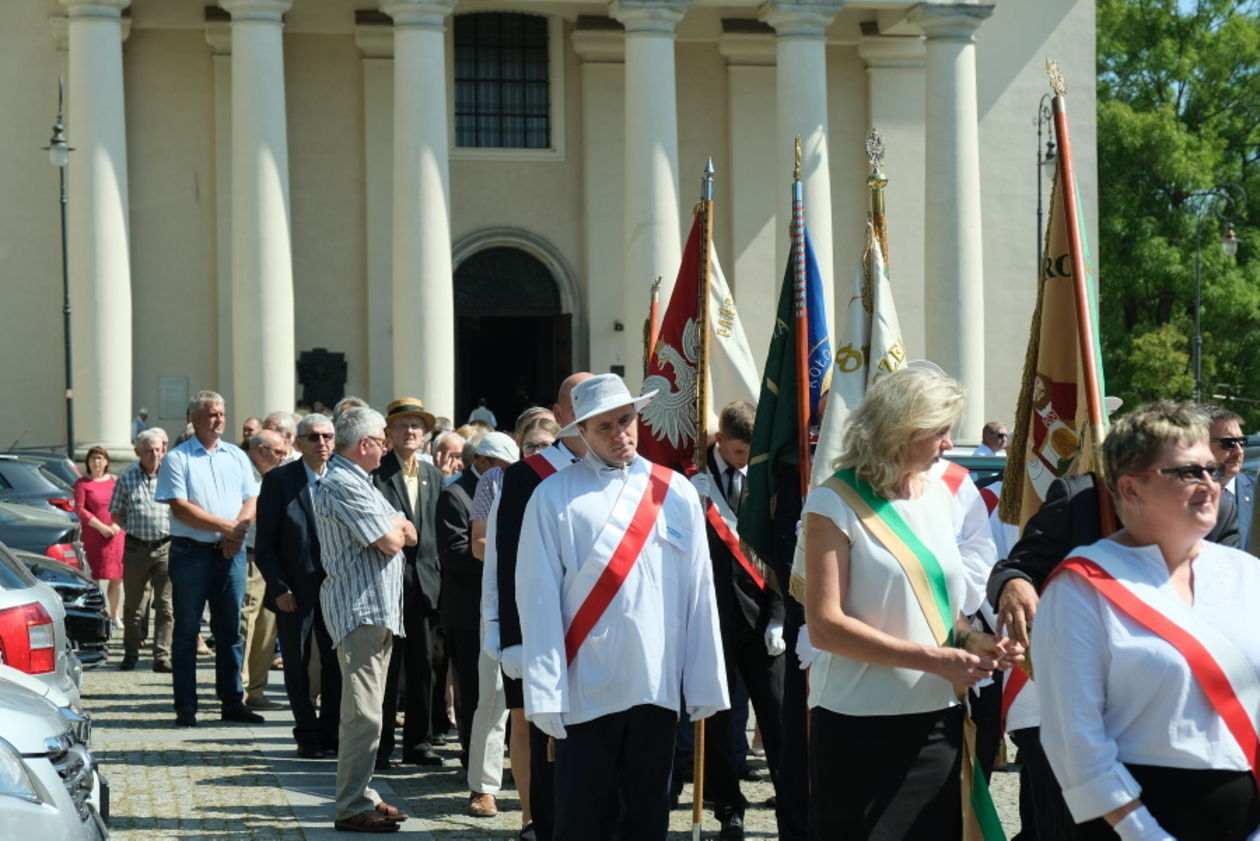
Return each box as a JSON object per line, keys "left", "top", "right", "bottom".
{"left": 74, "top": 477, "right": 124, "bottom": 580}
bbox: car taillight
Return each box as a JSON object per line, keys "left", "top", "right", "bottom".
{"left": 48, "top": 497, "right": 74, "bottom": 513}
{"left": 0, "top": 602, "right": 56, "bottom": 674}
{"left": 45, "top": 543, "right": 80, "bottom": 569}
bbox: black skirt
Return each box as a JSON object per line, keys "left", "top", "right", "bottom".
{"left": 809, "top": 704, "right": 963, "bottom": 841}
{"left": 1073, "top": 764, "right": 1260, "bottom": 841}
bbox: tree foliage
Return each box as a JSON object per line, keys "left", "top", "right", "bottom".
{"left": 1096, "top": 0, "right": 1260, "bottom": 421}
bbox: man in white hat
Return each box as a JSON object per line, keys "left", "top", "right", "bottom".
{"left": 132, "top": 407, "right": 150, "bottom": 443}
{"left": 516, "top": 373, "right": 728, "bottom": 841}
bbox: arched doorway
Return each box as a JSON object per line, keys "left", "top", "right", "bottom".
{"left": 453, "top": 244, "right": 574, "bottom": 427}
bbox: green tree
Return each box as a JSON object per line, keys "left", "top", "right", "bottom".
{"left": 1097, "top": 0, "right": 1260, "bottom": 421}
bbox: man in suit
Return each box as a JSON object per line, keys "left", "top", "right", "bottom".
{"left": 373, "top": 397, "right": 446, "bottom": 768}
{"left": 437, "top": 432, "right": 518, "bottom": 767}
{"left": 255, "top": 413, "right": 342, "bottom": 758}
{"left": 1206, "top": 405, "right": 1254, "bottom": 548}
{"left": 697, "top": 401, "right": 786, "bottom": 841}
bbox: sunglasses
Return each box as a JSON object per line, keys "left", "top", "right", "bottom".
{"left": 1211, "top": 436, "right": 1247, "bottom": 451}
{"left": 304, "top": 432, "right": 334, "bottom": 442}
{"left": 1126, "top": 462, "right": 1226, "bottom": 484}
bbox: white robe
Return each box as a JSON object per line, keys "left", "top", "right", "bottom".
{"left": 516, "top": 453, "right": 729, "bottom": 725}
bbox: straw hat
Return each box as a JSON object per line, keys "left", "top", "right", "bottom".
{"left": 385, "top": 397, "right": 436, "bottom": 431}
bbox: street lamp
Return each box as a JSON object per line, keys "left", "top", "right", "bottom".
{"left": 1190, "top": 183, "right": 1247, "bottom": 404}
{"left": 1035, "top": 94, "right": 1057, "bottom": 269}
{"left": 43, "top": 78, "right": 74, "bottom": 459}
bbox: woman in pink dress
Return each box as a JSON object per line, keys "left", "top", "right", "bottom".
{"left": 75, "top": 445, "right": 125, "bottom": 629}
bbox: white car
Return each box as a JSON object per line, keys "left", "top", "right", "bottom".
{"left": 0, "top": 541, "right": 80, "bottom": 707}
{"left": 0, "top": 663, "right": 107, "bottom": 839}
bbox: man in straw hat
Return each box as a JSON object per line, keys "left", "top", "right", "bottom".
{"left": 516, "top": 373, "right": 729, "bottom": 841}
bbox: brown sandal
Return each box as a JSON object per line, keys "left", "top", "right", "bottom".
{"left": 334, "top": 809, "right": 399, "bottom": 833}
{"left": 375, "top": 802, "right": 409, "bottom": 821}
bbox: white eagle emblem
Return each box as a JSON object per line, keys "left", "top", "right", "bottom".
{"left": 640, "top": 317, "right": 700, "bottom": 448}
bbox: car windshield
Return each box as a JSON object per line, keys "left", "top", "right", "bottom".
{"left": 0, "top": 543, "right": 39, "bottom": 590}
{"left": 37, "top": 466, "right": 72, "bottom": 492}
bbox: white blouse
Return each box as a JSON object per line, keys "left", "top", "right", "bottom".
{"left": 802, "top": 476, "right": 968, "bottom": 716}
{"left": 1034, "top": 539, "right": 1260, "bottom": 823}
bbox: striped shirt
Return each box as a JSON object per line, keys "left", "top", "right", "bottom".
{"left": 314, "top": 454, "right": 406, "bottom": 647}
{"left": 470, "top": 466, "right": 504, "bottom": 521}
{"left": 109, "top": 461, "right": 170, "bottom": 542}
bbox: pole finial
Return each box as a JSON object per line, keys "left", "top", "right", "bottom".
{"left": 865, "top": 129, "right": 886, "bottom": 174}
{"left": 701, "top": 157, "right": 714, "bottom": 201}
{"left": 793, "top": 136, "right": 802, "bottom": 182}
{"left": 1046, "top": 58, "right": 1066, "bottom": 97}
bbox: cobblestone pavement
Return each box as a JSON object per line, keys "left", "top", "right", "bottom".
{"left": 86, "top": 641, "right": 1021, "bottom": 839}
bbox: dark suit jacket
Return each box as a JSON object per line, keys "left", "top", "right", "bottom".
{"left": 705, "top": 447, "right": 784, "bottom": 636}
{"left": 987, "top": 471, "right": 1241, "bottom": 606}
{"left": 254, "top": 459, "right": 323, "bottom": 614}
{"left": 372, "top": 452, "right": 443, "bottom": 613}
{"left": 1233, "top": 470, "right": 1255, "bottom": 550}
{"left": 437, "top": 468, "right": 482, "bottom": 630}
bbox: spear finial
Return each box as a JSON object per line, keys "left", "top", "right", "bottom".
{"left": 701, "top": 157, "right": 714, "bottom": 201}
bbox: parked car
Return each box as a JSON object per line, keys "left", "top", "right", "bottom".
{"left": 0, "top": 502, "right": 85, "bottom": 571}
{"left": 0, "top": 543, "right": 80, "bottom": 706}
{"left": 0, "top": 663, "right": 108, "bottom": 838}
{"left": 9, "top": 547, "right": 109, "bottom": 668}
{"left": 944, "top": 449, "right": 1007, "bottom": 489}
{"left": 0, "top": 455, "right": 77, "bottom": 517}
{"left": 4, "top": 451, "right": 81, "bottom": 489}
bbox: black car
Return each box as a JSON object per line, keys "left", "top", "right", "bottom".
{"left": 0, "top": 501, "right": 86, "bottom": 572}
{"left": 0, "top": 455, "right": 77, "bottom": 516}
{"left": 6, "top": 545, "right": 110, "bottom": 667}
{"left": 5, "top": 450, "right": 81, "bottom": 488}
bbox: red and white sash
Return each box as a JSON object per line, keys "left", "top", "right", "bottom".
{"left": 692, "top": 472, "right": 766, "bottom": 590}
{"left": 525, "top": 444, "right": 573, "bottom": 482}
{"left": 562, "top": 459, "right": 675, "bottom": 664}
{"left": 1047, "top": 542, "right": 1260, "bottom": 786}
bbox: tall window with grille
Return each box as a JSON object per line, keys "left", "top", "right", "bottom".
{"left": 454, "top": 13, "right": 550, "bottom": 149}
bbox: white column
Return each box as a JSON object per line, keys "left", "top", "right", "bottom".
{"left": 381, "top": 0, "right": 457, "bottom": 415}
{"left": 912, "top": 3, "right": 993, "bottom": 437}
{"left": 760, "top": 0, "right": 841, "bottom": 339}
{"left": 719, "top": 27, "right": 778, "bottom": 368}
{"left": 219, "top": 0, "right": 296, "bottom": 419}
{"left": 610, "top": 0, "right": 688, "bottom": 392}
{"left": 205, "top": 17, "right": 234, "bottom": 414}
{"left": 856, "top": 28, "right": 927, "bottom": 360}
{"left": 572, "top": 23, "right": 627, "bottom": 377}
{"left": 355, "top": 21, "right": 396, "bottom": 409}
{"left": 61, "top": 0, "right": 133, "bottom": 456}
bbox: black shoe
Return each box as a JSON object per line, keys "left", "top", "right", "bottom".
{"left": 220, "top": 704, "right": 265, "bottom": 724}
{"left": 718, "top": 813, "right": 745, "bottom": 841}
{"left": 518, "top": 824, "right": 537, "bottom": 841}
{"left": 431, "top": 732, "right": 449, "bottom": 746}
{"left": 375, "top": 755, "right": 394, "bottom": 771}
{"left": 402, "top": 746, "right": 444, "bottom": 766}
{"left": 153, "top": 660, "right": 173, "bottom": 673}
{"left": 297, "top": 740, "right": 326, "bottom": 759}
{"left": 175, "top": 706, "right": 197, "bottom": 727}
{"left": 119, "top": 653, "right": 138, "bottom": 671}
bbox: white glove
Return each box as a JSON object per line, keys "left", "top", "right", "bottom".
{"left": 688, "top": 706, "right": 721, "bottom": 722}
{"left": 532, "top": 713, "right": 567, "bottom": 740}
{"left": 796, "top": 624, "right": 820, "bottom": 669}
{"left": 500, "top": 644, "right": 523, "bottom": 679}
{"left": 1112, "top": 806, "right": 1174, "bottom": 841}
{"left": 764, "top": 622, "right": 787, "bottom": 657}
{"left": 692, "top": 472, "right": 712, "bottom": 500}
{"left": 481, "top": 620, "right": 501, "bottom": 661}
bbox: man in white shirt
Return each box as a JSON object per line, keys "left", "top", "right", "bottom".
{"left": 973, "top": 421, "right": 1008, "bottom": 456}
{"left": 516, "top": 373, "right": 728, "bottom": 841}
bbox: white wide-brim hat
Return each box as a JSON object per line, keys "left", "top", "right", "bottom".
{"left": 558, "top": 373, "right": 657, "bottom": 438}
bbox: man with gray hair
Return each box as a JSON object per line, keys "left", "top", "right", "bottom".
{"left": 263, "top": 410, "right": 300, "bottom": 462}
{"left": 156, "top": 390, "right": 261, "bottom": 728}
{"left": 315, "top": 406, "right": 417, "bottom": 832}
{"left": 240, "top": 430, "right": 287, "bottom": 710}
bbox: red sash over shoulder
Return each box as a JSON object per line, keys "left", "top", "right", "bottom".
{"left": 525, "top": 447, "right": 568, "bottom": 481}
{"left": 704, "top": 499, "right": 766, "bottom": 590}
{"left": 1049, "top": 555, "right": 1260, "bottom": 791}
{"left": 563, "top": 462, "right": 675, "bottom": 664}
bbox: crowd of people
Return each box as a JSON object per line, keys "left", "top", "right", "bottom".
{"left": 85, "top": 365, "right": 1260, "bottom": 840}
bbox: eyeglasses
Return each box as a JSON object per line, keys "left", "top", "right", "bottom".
{"left": 365, "top": 436, "right": 388, "bottom": 450}
{"left": 522, "top": 441, "right": 552, "bottom": 455}
{"left": 994, "top": 432, "right": 1009, "bottom": 440}
{"left": 304, "top": 432, "right": 334, "bottom": 442}
{"left": 1211, "top": 436, "right": 1247, "bottom": 451}
{"left": 1126, "top": 462, "right": 1226, "bottom": 484}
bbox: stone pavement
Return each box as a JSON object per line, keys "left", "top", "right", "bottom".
{"left": 85, "top": 641, "right": 1021, "bottom": 839}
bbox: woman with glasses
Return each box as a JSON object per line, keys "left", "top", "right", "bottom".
{"left": 76, "top": 445, "right": 126, "bottom": 628}
{"left": 1035, "top": 400, "right": 1260, "bottom": 841}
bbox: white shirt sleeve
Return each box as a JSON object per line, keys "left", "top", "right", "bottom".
{"left": 950, "top": 475, "right": 998, "bottom": 623}
{"left": 517, "top": 488, "right": 569, "bottom": 717}
{"left": 680, "top": 488, "right": 730, "bottom": 712}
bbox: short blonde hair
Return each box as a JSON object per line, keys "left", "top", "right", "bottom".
{"left": 1102, "top": 400, "right": 1208, "bottom": 499}
{"left": 835, "top": 366, "right": 964, "bottom": 497}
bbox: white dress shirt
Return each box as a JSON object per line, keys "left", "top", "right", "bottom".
{"left": 1035, "top": 538, "right": 1260, "bottom": 823}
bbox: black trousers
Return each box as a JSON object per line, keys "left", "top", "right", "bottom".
{"left": 1010, "top": 727, "right": 1076, "bottom": 841}
{"left": 529, "top": 720, "right": 556, "bottom": 840}
{"left": 378, "top": 600, "right": 437, "bottom": 760}
{"left": 1073, "top": 764, "right": 1260, "bottom": 841}
{"left": 445, "top": 625, "right": 480, "bottom": 762}
{"left": 778, "top": 608, "right": 810, "bottom": 841}
{"left": 553, "top": 705, "right": 677, "bottom": 841}
{"left": 704, "top": 620, "right": 785, "bottom": 823}
{"left": 274, "top": 604, "right": 341, "bottom": 748}
{"left": 809, "top": 705, "right": 963, "bottom": 841}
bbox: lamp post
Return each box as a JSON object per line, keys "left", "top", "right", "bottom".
{"left": 1035, "top": 94, "right": 1057, "bottom": 268}
{"left": 43, "top": 78, "right": 74, "bottom": 459}
{"left": 1190, "top": 183, "right": 1246, "bottom": 404}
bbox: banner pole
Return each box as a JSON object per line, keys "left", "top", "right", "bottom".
{"left": 792, "top": 138, "right": 812, "bottom": 496}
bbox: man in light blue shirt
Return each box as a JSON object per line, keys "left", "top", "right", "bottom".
{"left": 156, "top": 390, "right": 260, "bottom": 727}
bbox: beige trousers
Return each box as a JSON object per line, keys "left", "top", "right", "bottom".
{"left": 335, "top": 623, "right": 393, "bottom": 819}
{"left": 240, "top": 556, "right": 278, "bottom": 701}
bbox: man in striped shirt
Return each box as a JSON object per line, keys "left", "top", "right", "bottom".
{"left": 313, "top": 406, "right": 417, "bottom": 833}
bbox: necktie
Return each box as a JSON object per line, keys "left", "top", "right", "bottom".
{"left": 725, "top": 466, "right": 742, "bottom": 513}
